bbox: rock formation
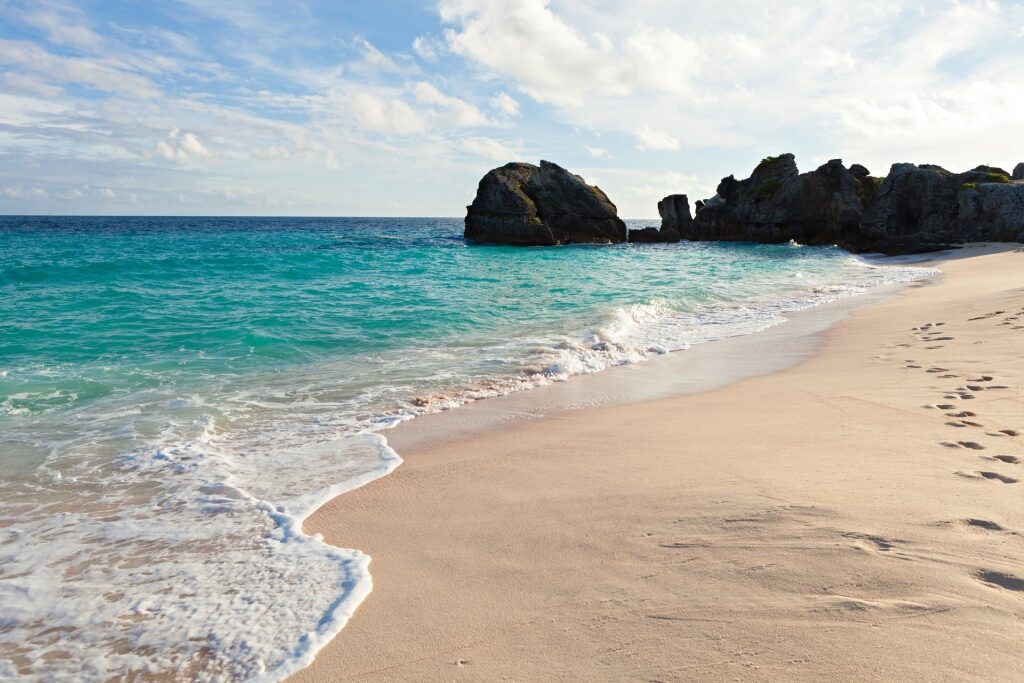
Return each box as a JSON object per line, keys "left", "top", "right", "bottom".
{"left": 625, "top": 194, "right": 690, "bottom": 243}
{"left": 664, "top": 155, "right": 1024, "bottom": 254}
{"left": 464, "top": 161, "right": 626, "bottom": 245}
{"left": 681, "top": 154, "right": 878, "bottom": 248}
{"left": 857, "top": 164, "right": 1023, "bottom": 250}
{"left": 1013, "top": 163, "right": 1024, "bottom": 181}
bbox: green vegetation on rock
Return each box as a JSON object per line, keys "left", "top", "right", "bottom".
{"left": 529, "top": 216, "right": 543, "bottom": 225}
{"left": 984, "top": 172, "right": 1010, "bottom": 184}
{"left": 753, "top": 155, "right": 786, "bottom": 174}
{"left": 961, "top": 181, "right": 978, "bottom": 191}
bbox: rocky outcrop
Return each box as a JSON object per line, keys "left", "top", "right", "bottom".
{"left": 1013, "top": 163, "right": 1024, "bottom": 181}
{"left": 464, "top": 161, "right": 626, "bottom": 245}
{"left": 626, "top": 194, "right": 690, "bottom": 243}
{"left": 682, "top": 154, "right": 877, "bottom": 247}
{"left": 658, "top": 194, "right": 692, "bottom": 235}
{"left": 858, "top": 164, "right": 1023, "bottom": 250}
{"left": 669, "top": 155, "right": 1024, "bottom": 254}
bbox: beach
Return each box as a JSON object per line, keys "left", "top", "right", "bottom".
{"left": 293, "top": 244, "right": 1024, "bottom": 682}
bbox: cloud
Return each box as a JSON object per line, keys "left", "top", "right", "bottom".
{"left": 23, "top": 10, "right": 103, "bottom": 51}
{"left": 0, "top": 39, "right": 160, "bottom": 98}
{"left": 351, "top": 37, "right": 409, "bottom": 74}
{"left": 440, "top": 0, "right": 701, "bottom": 107}
{"left": 154, "top": 130, "right": 214, "bottom": 162}
{"left": 585, "top": 145, "right": 610, "bottom": 158}
{"left": 634, "top": 126, "right": 680, "bottom": 151}
{"left": 412, "top": 81, "right": 489, "bottom": 127}
{"left": 461, "top": 136, "right": 522, "bottom": 160}
{"left": 412, "top": 34, "right": 446, "bottom": 62}
{"left": 350, "top": 92, "right": 427, "bottom": 134}
{"left": 0, "top": 72, "right": 64, "bottom": 98}
{"left": 490, "top": 91, "right": 519, "bottom": 116}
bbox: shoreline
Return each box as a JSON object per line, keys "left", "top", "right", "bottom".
{"left": 293, "top": 244, "right": 1024, "bottom": 681}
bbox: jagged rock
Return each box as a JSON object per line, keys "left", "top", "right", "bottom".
{"left": 627, "top": 194, "right": 690, "bottom": 243}
{"left": 686, "top": 154, "right": 873, "bottom": 247}
{"left": 464, "top": 161, "right": 626, "bottom": 245}
{"left": 859, "top": 163, "right": 1024, "bottom": 249}
{"left": 1013, "top": 163, "right": 1024, "bottom": 181}
{"left": 658, "top": 194, "right": 692, "bottom": 234}
{"left": 677, "top": 156, "right": 1024, "bottom": 254}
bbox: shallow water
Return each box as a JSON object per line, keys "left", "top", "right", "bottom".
{"left": 0, "top": 216, "right": 935, "bottom": 680}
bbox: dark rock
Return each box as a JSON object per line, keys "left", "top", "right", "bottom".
{"left": 628, "top": 226, "right": 680, "bottom": 243}
{"left": 684, "top": 154, "right": 872, "bottom": 247}
{"left": 628, "top": 193, "right": 691, "bottom": 242}
{"left": 658, "top": 194, "right": 692, "bottom": 233}
{"left": 464, "top": 160, "right": 626, "bottom": 245}
{"left": 1013, "top": 163, "right": 1024, "bottom": 181}
{"left": 859, "top": 163, "right": 1024, "bottom": 248}
{"left": 677, "top": 155, "right": 1024, "bottom": 254}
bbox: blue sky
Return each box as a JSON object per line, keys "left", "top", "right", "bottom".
{"left": 1, "top": 0, "right": 1023, "bottom": 217}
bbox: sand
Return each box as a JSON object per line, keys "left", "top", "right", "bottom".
{"left": 292, "top": 245, "right": 1024, "bottom": 682}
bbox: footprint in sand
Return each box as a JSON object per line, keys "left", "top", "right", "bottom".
{"left": 992, "top": 455, "right": 1020, "bottom": 464}
{"left": 999, "top": 429, "right": 1019, "bottom": 437}
{"left": 945, "top": 410, "right": 975, "bottom": 417}
{"left": 956, "top": 470, "right": 1018, "bottom": 483}
{"left": 967, "top": 376, "right": 994, "bottom": 382}
{"left": 977, "top": 571, "right": 1024, "bottom": 591}
{"left": 965, "top": 519, "right": 1004, "bottom": 531}
{"left": 957, "top": 441, "right": 985, "bottom": 450}
{"left": 978, "top": 471, "right": 1018, "bottom": 483}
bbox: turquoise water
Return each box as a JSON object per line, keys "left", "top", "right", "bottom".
{"left": 0, "top": 216, "right": 933, "bottom": 680}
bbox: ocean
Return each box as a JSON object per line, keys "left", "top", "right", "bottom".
{"left": 0, "top": 216, "right": 934, "bottom": 680}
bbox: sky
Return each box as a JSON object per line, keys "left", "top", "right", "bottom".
{"left": 1, "top": 0, "right": 1023, "bottom": 218}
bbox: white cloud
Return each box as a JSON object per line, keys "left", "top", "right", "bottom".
{"left": 412, "top": 81, "right": 489, "bottom": 127}
{"left": 154, "top": 130, "right": 214, "bottom": 163}
{"left": 0, "top": 71, "right": 63, "bottom": 98}
{"left": 0, "top": 39, "right": 160, "bottom": 98}
{"left": 440, "top": 0, "right": 701, "bottom": 107}
{"left": 351, "top": 37, "right": 406, "bottom": 74}
{"left": 490, "top": 91, "right": 519, "bottom": 116}
{"left": 461, "top": 136, "right": 522, "bottom": 161}
{"left": 350, "top": 92, "right": 427, "bottom": 134}
{"left": 585, "top": 145, "right": 610, "bottom": 159}
{"left": 23, "top": 10, "right": 103, "bottom": 51}
{"left": 634, "top": 126, "right": 680, "bottom": 151}
{"left": 412, "top": 34, "right": 445, "bottom": 62}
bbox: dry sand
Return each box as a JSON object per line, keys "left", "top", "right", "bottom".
{"left": 292, "top": 245, "right": 1024, "bottom": 682}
